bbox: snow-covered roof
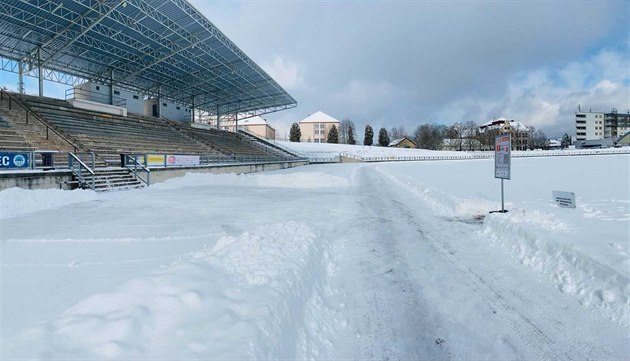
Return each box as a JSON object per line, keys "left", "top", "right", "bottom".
{"left": 480, "top": 118, "right": 528, "bottom": 132}
{"left": 240, "top": 116, "right": 268, "bottom": 126}
{"left": 299, "top": 111, "right": 340, "bottom": 124}
{"left": 388, "top": 137, "right": 415, "bottom": 147}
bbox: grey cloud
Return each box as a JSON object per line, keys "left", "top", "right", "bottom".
{"left": 191, "top": 0, "right": 628, "bottom": 136}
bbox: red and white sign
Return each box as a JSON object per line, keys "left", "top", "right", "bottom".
{"left": 166, "top": 154, "right": 200, "bottom": 167}
{"left": 494, "top": 134, "right": 511, "bottom": 179}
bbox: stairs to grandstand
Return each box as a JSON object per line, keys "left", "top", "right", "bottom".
{"left": 92, "top": 168, "right": 145, "bottom": 192}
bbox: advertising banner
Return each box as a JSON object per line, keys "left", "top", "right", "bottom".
{"left": 0, "top": 152, "right": 30, "bottom": 169}
{"left": 494, "top": 134, "right": 511, "bottom": 179}
{"left": 145, "top": 154, "right": 166, "bottom": 166}
{"left": 166, "top": 154, "right": 200, "bottom": 167}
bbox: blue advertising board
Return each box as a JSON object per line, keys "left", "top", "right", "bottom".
{"left": 0, "top": 152, "right": 30, "bottom": 169}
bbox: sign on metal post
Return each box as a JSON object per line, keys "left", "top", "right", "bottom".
{"left": 491, "top": 134, "right": 511, "bottom": 213}
{"left": 0, "top": 152, "right": 30, "bottom": 169}
{"left": 494, "top": 134, "right": 511, "bottom": 179}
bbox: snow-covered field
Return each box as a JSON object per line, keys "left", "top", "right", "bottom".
{"left": 276, "top": 140, "right": 630, "bottom": 161}
{"left": 1, "top": 155, "right": 629, "bottom": 360}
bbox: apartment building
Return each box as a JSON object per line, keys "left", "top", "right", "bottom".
{"left": 298, "top": 111, "right": 340, "bottom": 143}
{"left": 575, "top": 111, "right": 604, "bottom": 141}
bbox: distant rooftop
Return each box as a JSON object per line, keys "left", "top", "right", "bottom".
{"left": 299, "top": 111, "right": 340, "bottom": 123}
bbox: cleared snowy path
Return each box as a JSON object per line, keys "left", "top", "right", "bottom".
{"left": 2, "top": 160, "right": 629, "bottom": 360}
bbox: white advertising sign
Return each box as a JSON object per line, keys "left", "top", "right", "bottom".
{"left": 166, "top": 154, "right": 200, "bottom": 167}
{"left": 494, "top": 134, "right": 511, "bottom": 179}
{"left": 552, "top": 190, "right": 576, "bottom": 209}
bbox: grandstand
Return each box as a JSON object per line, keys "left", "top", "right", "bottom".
{"left": 0, "top": 0, "right": 302, "bottom": 191}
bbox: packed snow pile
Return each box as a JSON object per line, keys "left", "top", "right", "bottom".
{"left": 0, "top": 187, "right": 99, "bottom": 220}
{"left": 6, "top": 222, "right": 343, "bottom": 360}
{"left": 152, "top": 171, "right": 349, "bottom": 190}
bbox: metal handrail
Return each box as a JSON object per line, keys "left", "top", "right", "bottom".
{"left": 68, "top": 152, "right": 95, "bottom": 190}
{"left": 0, "top": 89, "right": 79, "bottom": 152}
{"left": 125, "top": 154, "right": 151, "bottom": 187}
{"left": 238, "top": 129, "right": 303, "bottom": 158}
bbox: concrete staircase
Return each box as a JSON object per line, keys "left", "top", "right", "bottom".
{"left": 75, "top": 168, "right": 145, "bottom": 192}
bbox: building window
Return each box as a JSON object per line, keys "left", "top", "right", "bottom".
{"left": 162, "top": 103, "right": 167, "bottom": 107}
{"left": 95, "top": 86, "right": 100, "bottom": 91}
{"left": 176, "top": 106, "right": 180, "bottom": 110}
{"left": 576, "top": 114, "right": 586, "bottom": 118}
{"left": 113, "top": 90, "right": 120, "bottom": 95}
{"left": 133, "top": 95, "right": 139, "bottom": 100}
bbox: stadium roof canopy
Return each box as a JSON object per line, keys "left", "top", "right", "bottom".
{"left": 0, "top": 0, "right": 296, "bottom": 117}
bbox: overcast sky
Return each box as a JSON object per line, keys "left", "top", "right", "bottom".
{"left": 191, "top": 0, "right": 629, "bottom": 138}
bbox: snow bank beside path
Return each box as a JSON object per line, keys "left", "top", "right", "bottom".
{"left": 376, "top": 157, "right": 630, "bottom": 326}
{"left": 6, "top": 222, "right": 344, "bottom": 360}
{"left": 152, "top": 171, "right": 349, "bottom": 190}
{"left": 0, "top": 187, "right": 99, "bottom": 220}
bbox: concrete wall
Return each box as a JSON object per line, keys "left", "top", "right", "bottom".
{"left": 148, "top": 161, "right": 308, "bottom": 184}
{"left": 0, "top": 161, "right": 308, "bottom": 191}
{"left": 0, "top": 170, "right": 73, "bottom": 191}
{"left": 245, "top": 124, "right": 276, "bottom": 140}
{"left": 74, "top": 82, "right": 144, "bottom": 115}
{"left": 145, "top": 98, "right": 191, "bottom": 122}
{"left": 69, "top": 99, "right": 127, "bottom": 116}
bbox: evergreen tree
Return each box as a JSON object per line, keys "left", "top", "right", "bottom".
{"left": 347, "top": 125, "right": 356, "bottom": 145}
{"left": 378, "top": 128, "right": 390, "bottom": 146}
{"left": 561, "top": 133, "right": 571, "bottom": 149}
{"left": 289, "top": 123, "right": 301, "bottom": 142}
{"left": 364, "top": 125, "right": 374, "bottom": 146}
{"left": 327, "top": 124, "right": 339, "bottom": 143}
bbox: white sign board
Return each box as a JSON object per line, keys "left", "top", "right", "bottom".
{"left": 494, "top": 134, "right": 511, "bottom": 179}
{"left": 552, "top": 190, "right": 576, "bottom": 208}
{"left": 166, "top": 154, "right": 200, "bottom": 167}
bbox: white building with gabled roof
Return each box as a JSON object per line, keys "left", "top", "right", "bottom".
{"left": 298, "top": 111, "right": 340, "bottom": 143}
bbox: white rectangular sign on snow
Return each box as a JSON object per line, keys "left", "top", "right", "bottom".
{"left": 494, "top": 134, "right": 511, "bottom": 179}
{"left": 552, "top": 190, "right": 576, "bottom": 209}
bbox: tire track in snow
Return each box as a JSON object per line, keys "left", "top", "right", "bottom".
{"left": 344, "top": 168, "right": 452, "bottom": 360}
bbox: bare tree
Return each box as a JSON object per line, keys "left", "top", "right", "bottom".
{"left": 413, "top": 124, "right": 445, "bottom": 150}
{"left": 339, "top": 118, "right": 356, "bottom": 144}
{"left": 464, "top": 121, "right": 479, "bottom": 150}
{"left": 445, "top": 122, "right": 465, "bottom": 151}
{"left": 389, "top": 126, "right": 408, "bottom": 141}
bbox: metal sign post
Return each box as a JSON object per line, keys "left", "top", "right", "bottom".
{"left": 491, "top": 134, "right": 511, "bottom": 213}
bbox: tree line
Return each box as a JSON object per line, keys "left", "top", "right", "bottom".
{"left": 289, "top": 119, "right": 570, "bottom": 150}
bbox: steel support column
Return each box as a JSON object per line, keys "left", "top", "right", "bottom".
{"left": 109, "top": 69, "right": 114, "bottom": 105}
{"left": 157, "top": 86, "right": 161, "bottom": 118}
{"left": 216, "top": 105, "right": 220, "bottom": 130}
{"left": 191, "top": 96, "right": 195, "bottom": 123}
{"left": 37, "top": 48, "right": 43, "bottom": 97}
{"left": 235, "top": 112, "right": 238, "bottom": 132}
{"left": 18, "top": 61, "right": 24, "bottom": 94}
